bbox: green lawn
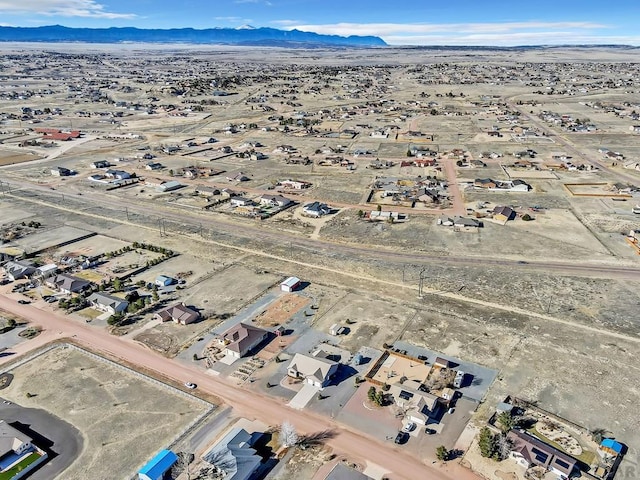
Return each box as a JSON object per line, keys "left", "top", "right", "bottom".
{"left": 0, "top": 452, "right": 42, "bottom": 479}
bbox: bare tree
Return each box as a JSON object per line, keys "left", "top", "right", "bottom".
{"left": 175, "top": 451, "right": 195, "bottom": 480}
{"left": 496, "top": 434, "right": 513, "bottom": 461}
{"left": 296, "top": 429, "right": 337, "bottom": 448}
{"left": 280, "top": 421, "right": 298, "bottom": 448}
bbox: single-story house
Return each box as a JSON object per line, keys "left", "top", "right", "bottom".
{"left": 474, "top": 178, "right": 497, "bottom": 189}
{"left": 324, "top": 463, "right": 373, "bottom": 480}
{"left": 145, "top": 162, "right": 163, "bottom": 170}
{"left": 91, "top": 160, "right": 111, "bottom": 169}
{"left": 0, "top": 420, "right": 33, "bottom": 457}
{"left": 493, "top": 205, "right": 516, "bottom": 223}
{"left": 47, "top": 274, "right": 91, "bottom": 294}
{"left": 87, "top": 292, "right": 129, "bottom": 315}
{"left": 437, "top": 215, "right": 454, "bottom": 226}
{"left": 138, "top": 449, "right": 178, "bottom": 480}
{"left": 287, "top": 352, "right": 339, "bottom": 388}
{"left": 105, "top": 169, "right": 131, "bottom": 180}
{"left": 259, "top": 194, "right": 291, "bottom": 208}
{"left": 51, "top": 166, "right": 72, "bottom": 177}
{"left": 507, "top": 429, "right": 578, "bottom": 479}
{"left": 34, "top": 264, "right": 57, "bottom": 280}
{"left": 230, "top": 197, "right": 254, "bottom": 208}
{"left": 453, "top": 216, "right": 481, "bottom": 228}
{"left": 302, "top": 202, "right": 331, "bottom": 217}
{"left": 280, "top": 276, "right": 301, "bottom": 292}
{"left": 202, "top": 428, "right": 261, "bottom": 480}
{"left": 154, "top": 303, "right": 199, "bottom": 325}
{"left": 509, "top": 179, "right": 531, "bottom": 192}
{"left": 278, "top": 179, "right": 311, "bottom": 190}
{"left": 195, "top": 185, "right": 220, "bottom": 197}
{"left": 388, "top": 379, "right": 441, "bottom": 425}
{"left": 3, "top": 260, "right": 36, "bottom": 281}
{"left": 217, "top": 323, "right": 269, "bottom": 358}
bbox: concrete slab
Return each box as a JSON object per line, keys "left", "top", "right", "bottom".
{"left": 219, "top": 354, "right": 238, "bottom": 365}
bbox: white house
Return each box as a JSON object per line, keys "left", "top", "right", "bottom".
{"left": 287, "top": 352, "right": 339, "bottom": 388}
{"left": 87, "top": 292, "right": 129, "bottom": 315}
{"left": 0, "top": 420, "right": 33, "bottom": 456}
{"left": 302, "top": 202, "right": 331, "bottom": 217}
{"left": 202, "top": 428, "right": 261, "bottom": 480}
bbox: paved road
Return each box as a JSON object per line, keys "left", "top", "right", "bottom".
{"left": 0, "top": 402, "right": 83, "bottom": 480}
{"left": 0, "top": 296, "right": 480, "bottom": 480}
{"left": 3, "top": 179, "right": 640, "bottom": 281}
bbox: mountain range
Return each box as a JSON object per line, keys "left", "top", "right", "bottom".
{"left": 0, "top": 25, "right": 387, "bottom": 48}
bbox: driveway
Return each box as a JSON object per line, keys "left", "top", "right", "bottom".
{"left": 287, "top": 383, "right": 319, "bottom": 410}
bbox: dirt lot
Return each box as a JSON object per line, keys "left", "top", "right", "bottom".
{"left": 0, "top": 345, "right": 210, "bottom": 480}
{"left": 135, "top": 317, "right": 220, "bottom": 357}
{"left": 254, "top": 293, "right": 308, "bottom": 328}
{"left": 177, "top": 264, "right": 280, "bottom": 317}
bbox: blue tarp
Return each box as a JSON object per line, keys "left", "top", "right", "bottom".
{"left": 600, "top": 438, "right": 623, "bottom": 454}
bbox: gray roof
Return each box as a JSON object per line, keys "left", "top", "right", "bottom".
{"left": 324, "top": 463, "right": 373, "bottom": 480}
{"left": 203, "top": 427, "right": 261, "bottom": 480}
{"left": 87, "top": 292, "right": 128, "bottom": 310}
{"left": 0, "top": 420, "right": 31, "bottom": 457}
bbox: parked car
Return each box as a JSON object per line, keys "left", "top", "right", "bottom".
{"left": 425, "top": 428, "right": 437, "bottom": 435}
{"left": 184, "top": 382, "right": 197, "bottom": 389}
{"left": 448, "top": 407, "right": 455, "bottom": 414}
{"left": 402, "top": 422, "right": 417, "bottom": 432}
{"left": 17, "top": 299, "right": 30, "bottom": 305}
{"left": 394, "top": 431, "right": 409, "bottom": 444}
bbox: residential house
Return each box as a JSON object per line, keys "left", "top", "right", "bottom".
{"left": 388, "top": 379, "right": 441, "bottom": 425}
{"left": 33, "top": 264, "right": 57, "bottom": 280}
{"left": 3, "top": 260, "right": 36, "bottom": 281}
{"left": 145, "top": 162, "right": 163, "bottom": 170}
{"left": 287, "top": 352, "right": 339, "bottom": 388}
{"left": 453, "top": 216, "right": 482, "bottom": 228}
{"left": 493, "top": 206, "right": 516, "bottom": 223}
{"left": 259, "top": 194, "right": 292, "bottom": 208}
{"left": 217, "top": 323, "right": 269, "bottom": 358}
{"left": 474, "top": 178, "right": 497, "bottom": 189}
{"left": 87, "top": 292, "right": 129, "bottom": 315}
{"left": 51, "top": 166, "right": 72, "bottom": 177}
{"left": 324, "top": 463, "right": 373, "bottom": 480}
{"left": 437, "top": 215, "right": 454, "bottom": 226}
{"left": 138, "top": 449, "right": 178, "bottom": 480}
{"left": 230, "top": 197, "right": 254, "bottom": 208}
{"left": 194, "top": 185, "right": 220, "bottom": 197}
{"left": 507, "top": 429, "right": 578, "bottom": 479}
{"left": 302, "top": 202, "right": 331, "bottom": 218}
{"left": 227, "top": 172, "right": 250, "bottom": 182}
{"left": 0, "top": 420, "right": 33, "bottom": 457}
{"left": 509, "top": 179, "right": 531, "bottom": 192}
{"left": 202, "top": 428, "right": 261, "bottom": 480}
{"left": 154, "top": 303, "right": 199, "bottom": 325}
{"left": 105, "top": 169, "right": 131, "bottom": 180}
{"left": 278, "top": 179, "right": 312, "bottom": 190}
{"left": 47, "top": 274, "right": 91, "bottom": 294}
{"left": 90, "top": 160, "right": 111, "bottom": 169}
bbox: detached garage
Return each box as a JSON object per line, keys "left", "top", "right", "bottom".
{"left": 138, "top": 449, "right": 177, "bottom": 480}
{"left": 280, "top": 276, "right": 301, "bottom": 292}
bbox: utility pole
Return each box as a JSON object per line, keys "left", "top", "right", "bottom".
{"left": 125, "top": 207, "right": 129, "bottom": 221}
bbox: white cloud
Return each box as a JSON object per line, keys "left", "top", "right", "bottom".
{"left": 0, "top": 0, "right": 136, "bottom": 19}
{"left": 282, "top": 21, "right": 623, "bottom": 45}
{"left": 270, "top": 19, "right": 302, "bottom": 26}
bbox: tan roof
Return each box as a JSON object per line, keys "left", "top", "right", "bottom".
{"left": 155, "top": 303, "right": 199, "bottom": 324}
{"left": 220, "top": 323, "right": 268, "bottom": 355}
{"left": 288, "top": 353, "right": 337, "bottom": 383}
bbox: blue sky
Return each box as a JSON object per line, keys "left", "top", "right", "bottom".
{"left": 0, "top": 0, "right": 639, "bottom": 46}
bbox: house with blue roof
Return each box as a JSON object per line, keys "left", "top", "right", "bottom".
{"left": 138, "top": 449, "right": 178, "bottom": 480}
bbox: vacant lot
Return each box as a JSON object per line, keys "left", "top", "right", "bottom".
{"left": 177, "top": 264, "right": 280, "bottom": 317}
{"left": 135, "top": 317, "right": 220, "bottom": 356}
{"left": 1, "top": 345, "right": 211, "bottom": 480}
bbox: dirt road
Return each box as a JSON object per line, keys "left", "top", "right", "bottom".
{"left": 0, "top": 296, "right": 481, "bottom": 480}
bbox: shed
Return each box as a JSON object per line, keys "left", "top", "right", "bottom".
{"left": 138, "top": 449, "right": 178, "bottom": 480}
{"left": 155, "top": 275, "right": 175, "bottom": 287}
{"left": 280, "top": 276, "right": 301, "bottom": 292}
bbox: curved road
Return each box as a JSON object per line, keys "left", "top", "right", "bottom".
{"left": 0, "top": 296, "right": 480, "bottom": 480}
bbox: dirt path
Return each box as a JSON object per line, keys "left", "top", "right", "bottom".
{"left": 0, "top": 296, "right": 480, "bottom": 480}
